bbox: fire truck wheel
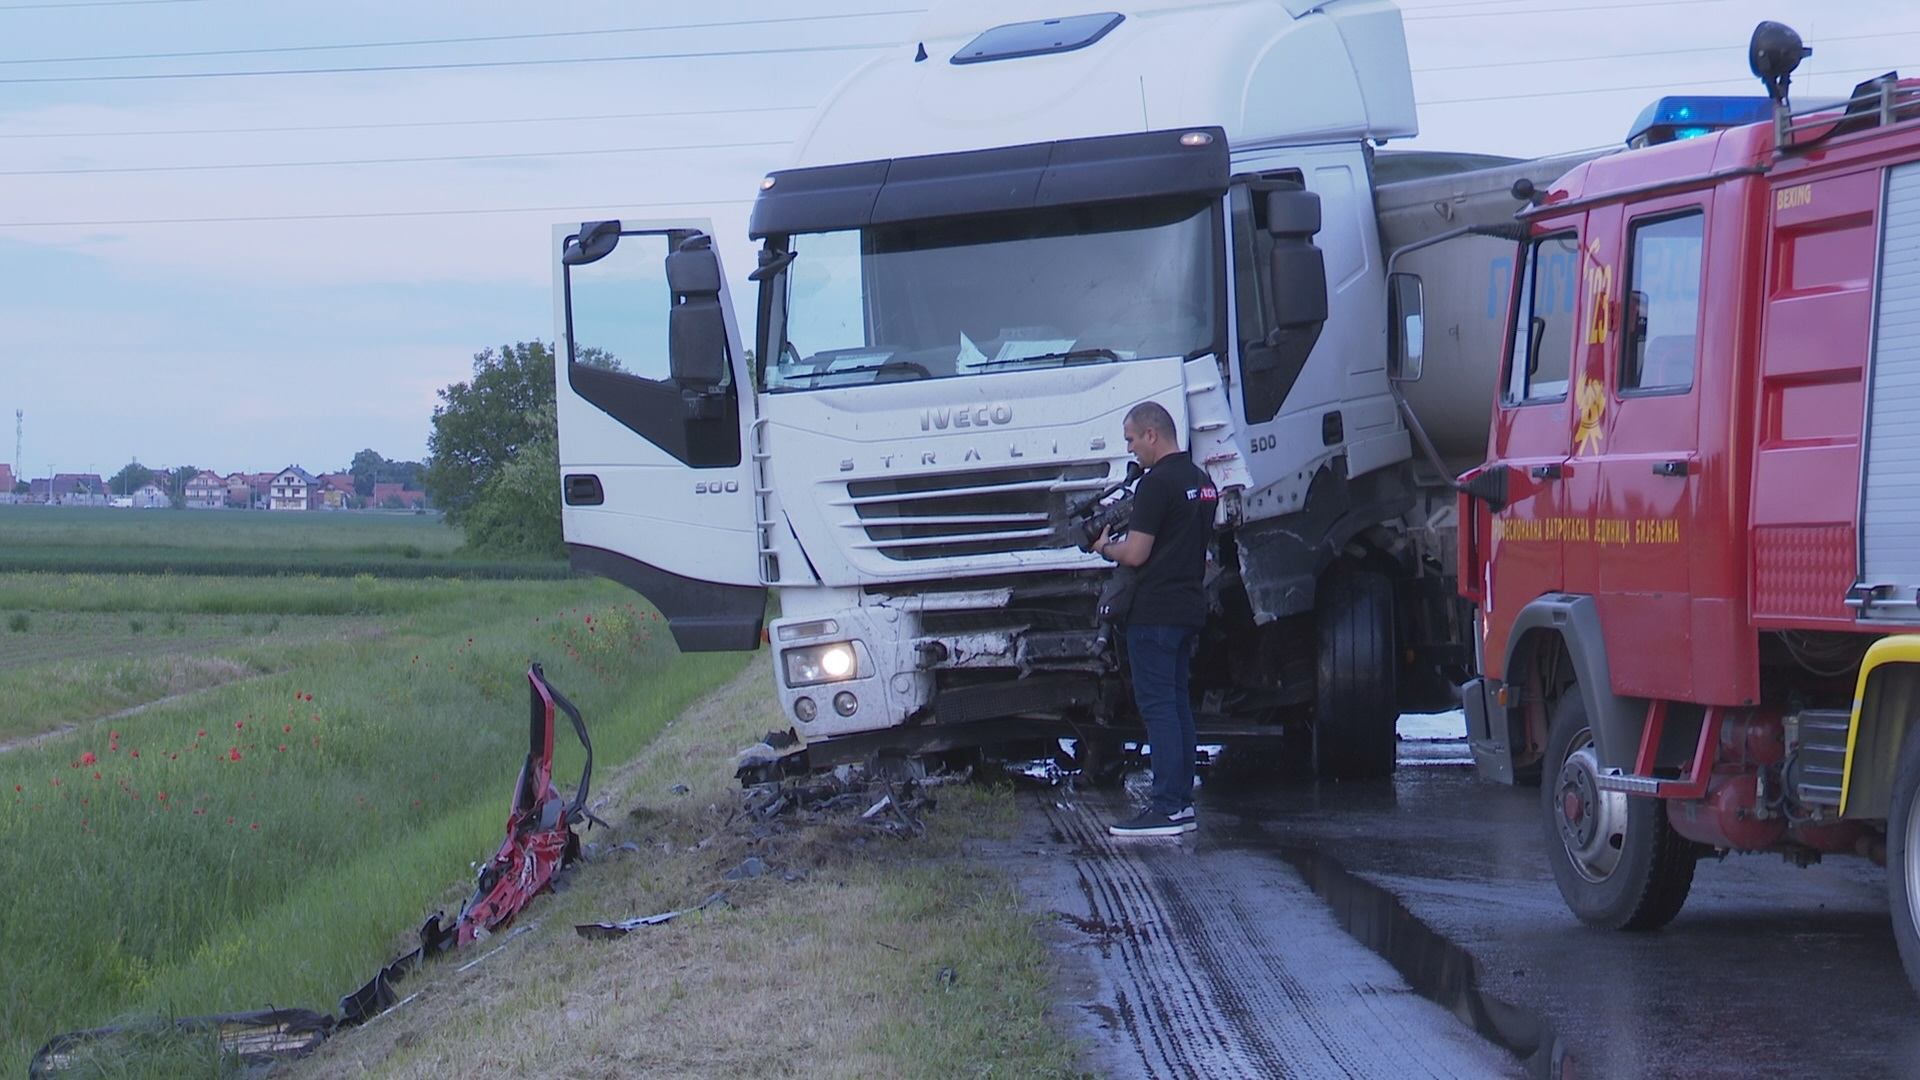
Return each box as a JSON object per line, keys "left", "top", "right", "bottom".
{"left": 1543, "top": 690, "right": 1696, "bottom": 930}
{"left": 1311, "top": 571, "right": 1397, "bottom": 781}
{"left": 1885, "top": 729, "right": 1920, "bottom": 992}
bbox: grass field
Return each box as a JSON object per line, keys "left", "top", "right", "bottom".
{"left": 0, "top": 505, "right": 755, "bottom": 1073}
{"left": 0, "top": 506, "right": 565, "bottom": 578}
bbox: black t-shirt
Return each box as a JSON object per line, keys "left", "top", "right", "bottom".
{"left": 1124, "top": 450, "right": 1217, "bottom": 627}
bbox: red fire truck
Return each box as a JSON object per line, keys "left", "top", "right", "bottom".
{"left": 1459, "top": 24, "right": 1920, "bottom": 990}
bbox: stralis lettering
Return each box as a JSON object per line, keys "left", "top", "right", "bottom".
{"left": 921, "top": 404, "right": 1013, "bottom": 431}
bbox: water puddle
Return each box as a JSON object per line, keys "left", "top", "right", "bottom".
{"left": 1279, "top": 845, "right": 1574, "bottom": 1080}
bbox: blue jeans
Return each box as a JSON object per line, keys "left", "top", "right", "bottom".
{"left": 1126, "top": 623, "right": 1198, "bottom": 815}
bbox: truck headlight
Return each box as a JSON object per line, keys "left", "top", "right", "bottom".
{"left": 783, "top": 642, "right": 861, "bottom": 687}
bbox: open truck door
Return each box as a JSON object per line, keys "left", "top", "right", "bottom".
{"left": 554, "top": 220, "right": 766, "bottom": 651}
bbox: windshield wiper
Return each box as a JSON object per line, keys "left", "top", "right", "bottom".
{"left": 965, "top": 348, "right": 1120, "bottom": 370}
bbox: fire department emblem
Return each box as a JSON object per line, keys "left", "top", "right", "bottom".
{"left": 1574, "top": 372, "right": 1605, "bottom": 455}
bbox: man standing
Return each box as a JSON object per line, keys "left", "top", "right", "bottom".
{"left": 1094, "top": 401, "right": 1217, "bottom": 837}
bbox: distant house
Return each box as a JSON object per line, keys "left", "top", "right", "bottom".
{"left": 28, "top": 478, "right": 50, "bottom": 502}
{"left": 129, "top": 482, "right": 168, "bottom": 509}
{"left": 184, "top": 470, "right": 225, "bottom": 509}
{"left": 0, "top": 463, "right": 14, "bottom": 492}
{"left": 317, "top": 472, "right": 357, "bottom": 510}
{"left": 268, "top": 466, "right": 319, "bottom": 511}
{"left": 53, "top": 473, "right": 107, "bottom": 507}
{"left": 223, "top": 472, "right": 255, "bottom": 509}
{"left": 370, "top": 483, "right": 427, "bottom": 510}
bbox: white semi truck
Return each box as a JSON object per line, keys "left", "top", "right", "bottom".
{"left": 551, "top": 0, "right": 1596, "bottom": 779}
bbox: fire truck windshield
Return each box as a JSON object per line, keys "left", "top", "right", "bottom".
{"left": 758, "top": 196, "right": 1220, "bottom": 392}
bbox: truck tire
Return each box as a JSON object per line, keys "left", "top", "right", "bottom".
{"left": 1885, "top": 727, "right": 1920, "bottom": 994}
{"left": 1312, "top": 571, "right": 1398, "bottom": 780}
{"left": 1543, "top": 689, "right": 1696, "bottom": 930}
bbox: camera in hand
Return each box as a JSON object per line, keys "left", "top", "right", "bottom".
{"left": 1067, "top": 461, "right": 1144, "bottom": 552}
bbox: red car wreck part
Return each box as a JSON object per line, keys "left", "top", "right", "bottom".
{"left": 451, "top": 660, "right": 603, "bottom": 946}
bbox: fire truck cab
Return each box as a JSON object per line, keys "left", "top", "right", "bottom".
{"left": 1461, "top": 24, "right": 1920, "bottom": 992}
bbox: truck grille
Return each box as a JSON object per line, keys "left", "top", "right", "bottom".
{"left": 841, "top": 463, "right": 1112, "bottom": 561}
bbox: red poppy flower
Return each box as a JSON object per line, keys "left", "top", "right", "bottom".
{"left": 284, "top": 725, "right": 292, "bottom": 733}
{"left": 81, "top": 751, "right": 96, "bottom": 765}
{"left": 235, "top": 720, "right": 244, "bottom": 729}
{"left": 197, "top": 730, "right": 206, "bottom": 737}
{"left": 130, "top": 750, "right": 139, "bottom": 759}
{"left": 229, "top": 748, "right": 242, "bottom": 761}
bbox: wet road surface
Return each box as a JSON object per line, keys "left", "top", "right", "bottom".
{"left": 990, "top": 741, "right": 1920, "bottom": 1079}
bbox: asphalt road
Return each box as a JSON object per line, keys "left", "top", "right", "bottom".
{"left": 991, "top": 739, "right": 1920, "bottom": 1079}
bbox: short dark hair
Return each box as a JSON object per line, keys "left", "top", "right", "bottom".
{"left": 1124, "top": 401, "right": 1177, "bottom": 442}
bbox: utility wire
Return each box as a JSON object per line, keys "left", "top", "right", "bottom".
{"left": 0, "top": 139, "right": 790, "bottom": 176}
{"left": 0, "top": 41, "right": 900, "bottom": 84}
{"left": 0, "top": 0, "right": 201, "bottom": 8}
{"left": 0, "top": 198, "right": 758, "bottom": 229}
{"left": 1405, "top": 0, "right": 1733, "bottom": 20}
{"left": 2, "top": 11, "right": 923, "bottom": 66}
{"left": 1413, "top": 29, "right": 1920, "bottom": 73}
{"left": 0, "top": 105, "right": 815, "bottom": 140}
{"left": 1422, "top": 62, "right": 1903, "bottom": 105}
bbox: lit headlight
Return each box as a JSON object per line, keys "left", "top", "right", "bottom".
{"left": 783, "top": 642, "right": 860, "bottom": 687}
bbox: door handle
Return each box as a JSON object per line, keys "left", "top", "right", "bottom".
{"left": 1652, "top": 460, "right": 1692, "bottom": 478}
{"left": 1529, "top": 464, "right": 1563, "bottom": 481}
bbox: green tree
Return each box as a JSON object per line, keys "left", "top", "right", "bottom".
{"left": 460, "top": 403, "right": 564, "bottom": 559}
{"left": 109, "top": 461, "right": 154, "bottom": 497}
{"left": 167, "top": 466, "right": 197, "bottom": 509}
{"left": 423, "top": 342, "right": 556, "bottom": 525}
{"left": 349, "top": 449, "right": 385, "bottom": 498}
{"left": 10, "top": 480, "right": 25, "bottom": 496}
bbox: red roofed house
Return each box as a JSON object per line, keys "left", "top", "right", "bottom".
{"left": 317, "top": 472, "right": 357, "bottom": 510}
{"left": 0, "top": 463, "right": 14, "bottom": 499}
{"left": 184, "top": 470, "right": 225, "bottom": 509}
{"left": 370, "top": 483, "right": 427, "bottom": 510}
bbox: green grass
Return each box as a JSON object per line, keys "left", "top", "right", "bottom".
{"left": 0, "top": 507, "right": 565, "bottom": 578}
{"left": 0, "top": 571, "right": 749, "bottom": 1072}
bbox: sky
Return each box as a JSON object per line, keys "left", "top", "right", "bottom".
{"left": 2, "top": 0, "right": 1916, "bottom": 481}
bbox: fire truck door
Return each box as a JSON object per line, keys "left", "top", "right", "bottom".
{"left": 553, "top": 221, "right": 767, "bottom": 652}
{"left": 1483, "top": 224, "right": 1582, "bottom": 672}
{"left": 1590, "top": 205, "right": 1705, "bottom": 699}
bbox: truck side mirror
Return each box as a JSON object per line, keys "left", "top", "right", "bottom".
{"left": 1266, "top": 186, "right": 1327, "bottom": 330}
{"left": 666, "top": 234, "right": 729, "bottom": 390}
{"left": 1388, "top": 272, "right": 1425, "bottom": 382}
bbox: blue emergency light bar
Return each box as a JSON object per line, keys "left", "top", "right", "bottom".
{"left": 1626, "top": 95, "right": 1776, "bottom": 148}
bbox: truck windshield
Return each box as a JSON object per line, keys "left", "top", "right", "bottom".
{"left": 759, "top": 197, "right": 1219, "bottom": 391}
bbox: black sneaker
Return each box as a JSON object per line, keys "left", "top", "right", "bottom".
{"left": 1109, "top": 808, "right": 1189, "bottom": 837}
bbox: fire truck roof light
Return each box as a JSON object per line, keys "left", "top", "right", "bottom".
{"left": 1625, "top": 95, "right": 1776, "bottom": 148}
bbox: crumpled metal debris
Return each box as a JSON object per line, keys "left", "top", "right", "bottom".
{"left": 574, "top": 890, "right": 730, "bottom": 940}
{"left": 736, "top": 762, "right": 969, "bottom": 839}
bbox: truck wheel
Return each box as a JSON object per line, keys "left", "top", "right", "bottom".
{"left": 1544, "top": 690, "right": 1696, "bottom": 930}
{"left": 1312, "top": 572, "right": 1397, "bottom": 780}
{"left": 1885, "top": 727, "right": 1920, "bottom": 994}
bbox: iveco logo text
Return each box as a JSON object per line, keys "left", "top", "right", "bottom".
{"left": 921, "top": 404, "right": 1012, "bottom": 431}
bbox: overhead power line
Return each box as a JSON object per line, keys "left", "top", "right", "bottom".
{"left": 0, "top": 41, "right": 900, "bottom": 85}
{"left": 0, "top": 105, "right": 815, "bottom": 141}
{"left": 0, "top": 0, "right": 201, "bottom": 8}
{"left": 1422, "top": 63, "right": 1905, "bottom": 105}
{"left": 0, "top": 198, "right": 758, "bottom": 229}
{"left": 0, "top": 139, "right": 790, "bottom": 177}
{"left": 1413, "top": 30, "right": 1920, "bottom": 73}
{"left": 1404, "top": 0, "right": 1732, "bottom": 20}
{"left": 2, "top": 11, "right": 924, "bottom": 66}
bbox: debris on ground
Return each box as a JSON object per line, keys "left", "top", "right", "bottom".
{"left": 575, "top": 891, "right": 731, "bottom": 940}
{"left": 735, "top": 761, "right": 970, "bottom": 840}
